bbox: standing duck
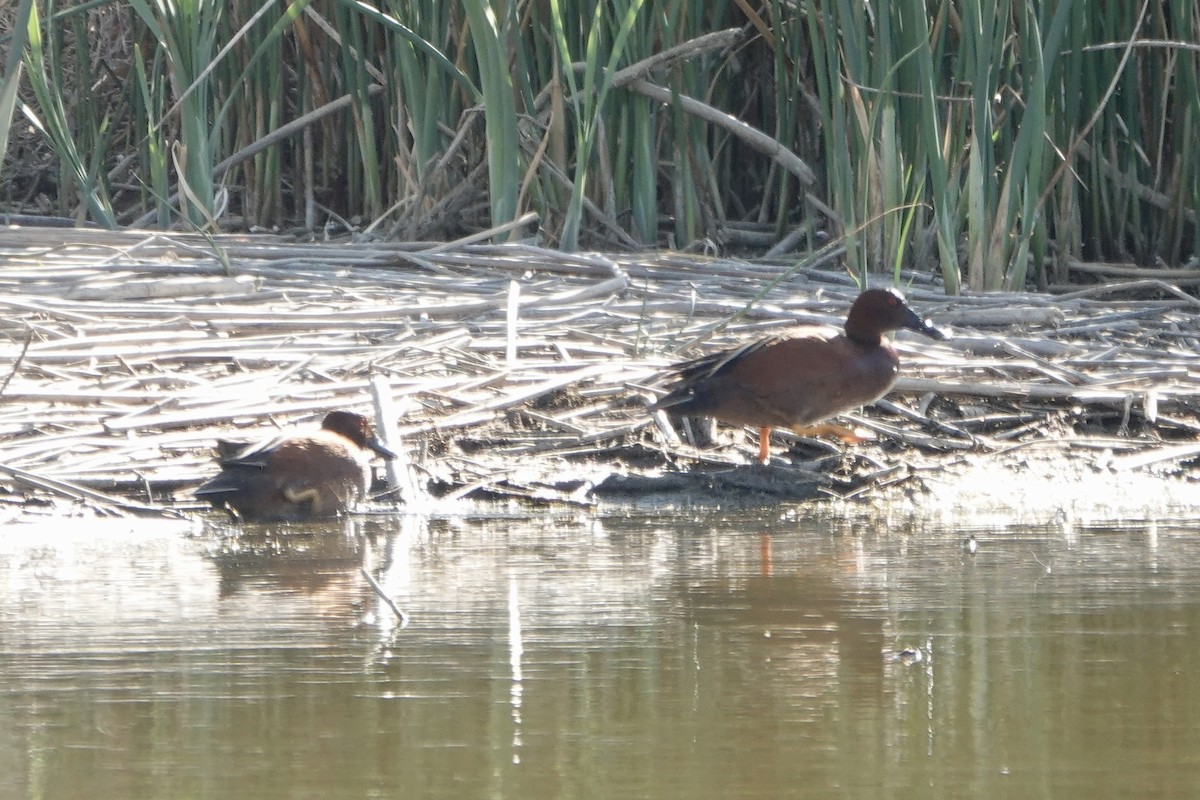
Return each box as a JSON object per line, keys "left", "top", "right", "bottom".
{"left": 651, "top": 287, "right": 947, "bottom": 464}
{"left": 195, "top": 410, "right": 397, "bottom": 522}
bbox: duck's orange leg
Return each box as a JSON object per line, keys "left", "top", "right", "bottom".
{"left": 757, "top": 426, "right": 772, "bottom": 464}
{"left": 790, "top": 422, "right": 875, "bottom": 444}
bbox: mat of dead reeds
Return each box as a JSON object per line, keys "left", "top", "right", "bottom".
{"left": 1, "top": 226, "right": 1198, "bottom": 518}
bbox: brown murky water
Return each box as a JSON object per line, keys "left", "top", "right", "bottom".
{"left": 2, "top": 504, "right": 1200, "bottom": 799}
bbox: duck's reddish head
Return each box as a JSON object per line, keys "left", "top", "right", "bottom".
{"left": 321, "top": 411, "right": 398, "bottom": 460}
{"left": 844, "top": 287, "right": 948, "bottom": 346}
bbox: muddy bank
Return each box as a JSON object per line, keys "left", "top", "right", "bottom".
{"left": 0, "top": 227, "right": 1197, "bottom": 521}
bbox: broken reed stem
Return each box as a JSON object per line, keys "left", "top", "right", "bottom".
{"left": 0, "top": 328, "right": 33, "bottom": 397}
{"left": 360, "top": 567, "right": 410, "bottom": 625}
{"left": 0, "top": 463, "right": 184, "bottom": 517}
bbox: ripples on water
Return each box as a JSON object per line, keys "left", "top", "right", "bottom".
{"left": 2, "top": 505, "right": 1199, "bottom": 798}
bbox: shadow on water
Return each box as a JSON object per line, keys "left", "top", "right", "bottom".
{"left": 2, "top": 505, "right": 1200, "bottom": 798}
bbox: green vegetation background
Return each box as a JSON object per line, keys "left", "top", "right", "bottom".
{"left": 1, "top": 0, "right": 1196, "bottom": 294}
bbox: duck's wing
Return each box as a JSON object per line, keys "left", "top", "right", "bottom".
{"left": 213, "top": 434, "right": 292, "bottom": 470}
{"left": 664, "top": 335, "right": 785, "bottom": 385}
{"left": 652, "top": 328, "right": 832, "bottom": 412}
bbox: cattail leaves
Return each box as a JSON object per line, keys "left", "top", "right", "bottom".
{"left": 20, "top": 1, "right": 117, "bottom": 227}
{"left": 2, "top": 0, "right": 1196, "bottom": 294}
{"left": 0, "top": 0, "right": 33, "bottom": 175}
{"left": 463, "top": 0, "right": 521, "bottom": 239}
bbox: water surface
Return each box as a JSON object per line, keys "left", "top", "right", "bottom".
{"left": 2, "top": 505, "right": 1199, "bottom": 798}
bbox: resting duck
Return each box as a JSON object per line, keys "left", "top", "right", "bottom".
{"left": 651, "top": 287, "right": 947, "bottom": 464}
{"left": 195, "top": 411, "right": 397, "bottom": 522}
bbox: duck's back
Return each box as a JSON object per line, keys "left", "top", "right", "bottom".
{"left": 656, "top": 327, "right": 901, "bottom": 429}
{"left": 196, "top": 431, "right": 370, "bottom": 522}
